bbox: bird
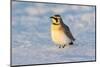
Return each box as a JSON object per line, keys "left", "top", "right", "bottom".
{"left": 50, "top": 15, "right": 75, "bottom": 48}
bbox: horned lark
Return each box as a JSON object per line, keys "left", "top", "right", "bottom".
{"left": 50, "top": 15, "right": 75, "bottom": 48}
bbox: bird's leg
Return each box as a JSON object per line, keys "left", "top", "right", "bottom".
{"left": 62, "top": 44, "right": 66, "bottom": 48}
{"left": 59, "top": 45, "right": 61, "bottom": 48}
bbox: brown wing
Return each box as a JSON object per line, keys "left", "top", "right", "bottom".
{"left": 63, "top": 24, "right": 75, "bottom": 41}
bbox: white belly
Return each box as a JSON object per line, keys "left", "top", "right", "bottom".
{"left": 51, "top": 30, "right": 71, "bottom": 46}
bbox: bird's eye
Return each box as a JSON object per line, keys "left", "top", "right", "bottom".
{"left": 53, "top": 18, "right": 58, "bottom": 22}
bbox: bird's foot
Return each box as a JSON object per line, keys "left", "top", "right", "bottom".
{"left": 62, "top": 44, "right": 66, "bottom": 48}
{"left": 59, "top": 45, "right": 61, "bottom": 48}
{"left": 59, "top": 44, "right": 66, "bottom": 48}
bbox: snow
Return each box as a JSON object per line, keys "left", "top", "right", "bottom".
{"left": 12, "top": 35, "right": 95, "bottom": 65}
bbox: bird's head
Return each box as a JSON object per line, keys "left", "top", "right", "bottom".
{"left": 50, "top": 15, "right": 62, "bottom": 25}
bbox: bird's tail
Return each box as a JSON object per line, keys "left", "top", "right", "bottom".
{"left": 69, "top": 41, "right": 73, "bottom": 45}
